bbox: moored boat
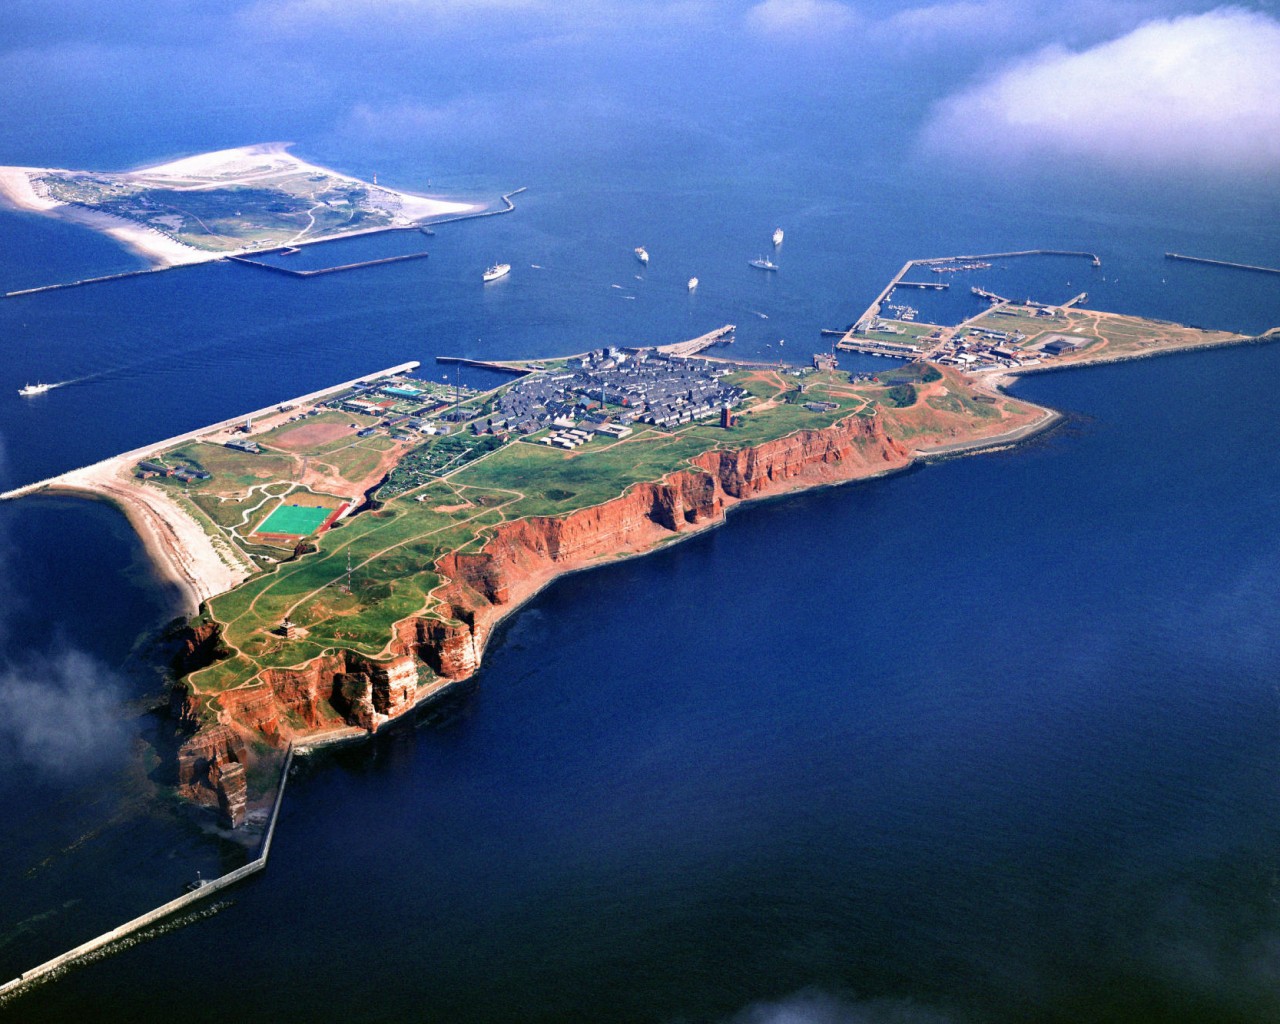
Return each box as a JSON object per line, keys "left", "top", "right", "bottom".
{"left": 634, "top": 247, "right": 649, "bottom": 264}
{"left": 749, "top": 256, "right": 778, "bottom": 271}
{"left": 772, "top": 227, "right": 783, "bottom": 246}
{"left": 687, "top": 277, "right": 698, "bottom": 291}
{"left": 483, "top": 263, "right": 511, "bottom": 282}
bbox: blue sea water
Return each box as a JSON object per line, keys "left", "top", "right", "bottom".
{"left": 1, "top": 26, "right": 1280, "bottom": 1022}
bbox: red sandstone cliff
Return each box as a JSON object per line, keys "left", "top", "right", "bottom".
{"left": 178, "top": 414, "right": 910, "bottom": 823}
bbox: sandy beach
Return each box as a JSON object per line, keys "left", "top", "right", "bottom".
{"left": 49, "top": 457, "right": 255, "bottom": 614}
{"left": 0, "top": 142, "right": 481, "bottom": 268}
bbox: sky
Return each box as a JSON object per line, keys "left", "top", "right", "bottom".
{"left": 1, "top": 0, "right": 1278, "bottom": 190}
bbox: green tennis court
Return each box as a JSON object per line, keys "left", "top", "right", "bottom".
{"left": 256, "top": 503, "right": 333, "bottom": 536}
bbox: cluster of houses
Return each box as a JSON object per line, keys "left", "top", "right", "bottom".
{"left": 322, "top": 376, "right": 471, "bottom": 441}
{"left": 136, "top": 459, "right": 211, "bottom": 483}
{"left": 496, "top": 347, "right": 746, "bottom": 435}
{"left": 934, "top": 325, "right": 1040, "bottom": 370}
{"left": 541, "top": 422, "right": 635, "bottom": 450}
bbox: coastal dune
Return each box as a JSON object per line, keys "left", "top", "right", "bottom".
{"left": 0, "top": 142, "right": 480, "bottom": 268}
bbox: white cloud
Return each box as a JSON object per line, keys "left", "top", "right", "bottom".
{"left": 919, "top": 8, "right": 1280, "bottom": 173}
{"left": 0, "top": 650, "right": 129, "bottom": 775}
{"left": 745, "top": 0, "right": 860, "bottom": 38}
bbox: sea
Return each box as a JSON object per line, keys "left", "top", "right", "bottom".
{"left": 2, "top": 25, "right": 1280, "bottom": 1022}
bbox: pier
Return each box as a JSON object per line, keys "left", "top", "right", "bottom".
{"left": 915, "top": 249, "right": 1102, "bottom": 267}
{"left": 436, "top": 356, "right": 532, "bottom": 375}
{"left": 1061, "top": 291, "right": 1088, "bottom": 308}
{"left": 0, "top": 745, "right": 295, "bottom": 1004}
{"left": 836, "top": 341, "right": 918, "bottom": 358}
{"left": 971, "top": 286, "right": 1008, "bottom": 304}
{"left": 228, "top": 250, "right": 431, "bottom": 278}
{"left": 0, "top": 360, "right": 421, "bottom": 503}
{"left": 430, "top": 189, "right": 524, "bottom": 229}
{"left": 5, "top": 264, "right": 188, "bottom": 299}
{"left": 1165, "top": 252, "right": 1280, "bottom": 277}
{"left": 656, "top": 324, "right": 736, "bottom": 357}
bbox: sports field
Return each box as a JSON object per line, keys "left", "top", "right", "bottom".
{"left": 256, "top": 503, "right": 333, "bottom": 537}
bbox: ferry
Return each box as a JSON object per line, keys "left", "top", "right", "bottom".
{"left": 634, "top": 247, "right": 649, "bottom": 265}
{"left": 748, "top": 256, "right": 778, "bottom": 272}
{"left": 772, "top": 227, "right": 784, "bottom": 246}
{"left": 18, "top": 382, "right": 54, "bottom": 397}
{"left": 483, "top": 263, "right": 511, "bottom": 282}
{"left": 687, "top": 277, "right": 698, "bottom": 291}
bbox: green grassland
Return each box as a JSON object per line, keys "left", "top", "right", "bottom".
{"left": 39, "top": 171, "right": 397, "bottom": 252}
{"left": 856, "top": 320, "right": 937, "bottom": 345}
{"left": 189, "top": 368, "right": 890, "bottom": 696}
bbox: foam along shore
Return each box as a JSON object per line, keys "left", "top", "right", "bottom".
{"left": 0, "top": 166, "right": 212, "bottom": 267}
{"left": 0, "top": 142, "right": 481, "bottom": 269}
{"left": 49, "top": 458, "right": 253, "bottom": 614}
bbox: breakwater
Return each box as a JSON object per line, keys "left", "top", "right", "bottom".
{"left": 1165, "top": 252, "right": 1280, "bottom": 276}
{"left": 0, "top": 360, "right": 420, "bottom": 502}
{"left": 427, "top": 186, "right": 526, "bottom": 227}
{"left": 5, "top": 263, "right": 189, "bottom": 299}
{"left": 435, "top": 356, "right": 532, "bottom": 375}
{"left": 228, "top": 250, "right": 431, "bottom": 278}
{"left": 0, "top": 745, "right": 295, "bottom": 1005}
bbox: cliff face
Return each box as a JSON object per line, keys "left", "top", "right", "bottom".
{"left": 181, "top": 414, "right": 910, "bottom": 824}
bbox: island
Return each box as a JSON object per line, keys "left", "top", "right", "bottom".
{"left": 4, "top": 290, "right": 1271, "bottom": 833}
{"left": 0, "top": 142, "right": 479, "bottom": 268}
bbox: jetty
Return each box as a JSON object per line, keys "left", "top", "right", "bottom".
{"left": 1165, "top": 252, "right": 1280, "bottom": 277}
{"left": 971, "top": 286, "right": 1007, "bottom": 304}
{"left": 895, "top": 280, "right": 949, "bottom": 290}
{"left": 915, "top": 249, "right": 1101, "bottom": 267}
{"left": 0, "top": 745, "right": 294, "bottom": 1005}
{"left": 435, "top": 356, "right": 531, "bottom": 375}
{"left": 656, "top": 323, "right": 736, "bottom": 357}
{"left": 0, "top": 360, "right": 421, "bottom": 503}
{"left": 5, "top": 264, "right": 188, "bottom": 299}
{"left": 228, "top": 250, "right": 431, "bottom": 278}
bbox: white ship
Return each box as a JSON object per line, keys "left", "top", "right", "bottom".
{"left": 634, "top": 247, "right": 649, "bottom": 264}
{"left": 687, "top": 277, "right": 698, "bottom": 291}
{"left": 19, "top": 382, "right": 54, "bottom": 397}
{"left": 772, "top": 227, "right": 784, "bottom": 246}
{"left": 749, "top": 256, "right": 778, "bottom": 271}
{"left": 483, "top": 263, "right": 511, "bottom": 282}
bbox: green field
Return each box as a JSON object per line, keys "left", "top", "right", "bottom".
{"left": 256, "top": 503, "right": 333, "bottom": 536}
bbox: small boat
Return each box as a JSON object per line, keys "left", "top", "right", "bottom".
{"left": 772, "top": 227, "right": 784, "bottom": 246}
{"left": 634, "top": 247, "right": 649, "bottom": 265}
{"left": 778, "top": 339, "right": 785, "bottom": 346}
{"left": 186, "top": 870, "right": 209, "bottom": 892}
{"left": 687, "top": 277, "right": 698, "bottom": 291}
{"left": 483, "top": 263, "right": 511, "bottom": 282}
{"left": 19, "top": 382, "right": 54, "bottom": 397}
{"left": 749, "top": 256, "right": 778, "bottom": 272}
